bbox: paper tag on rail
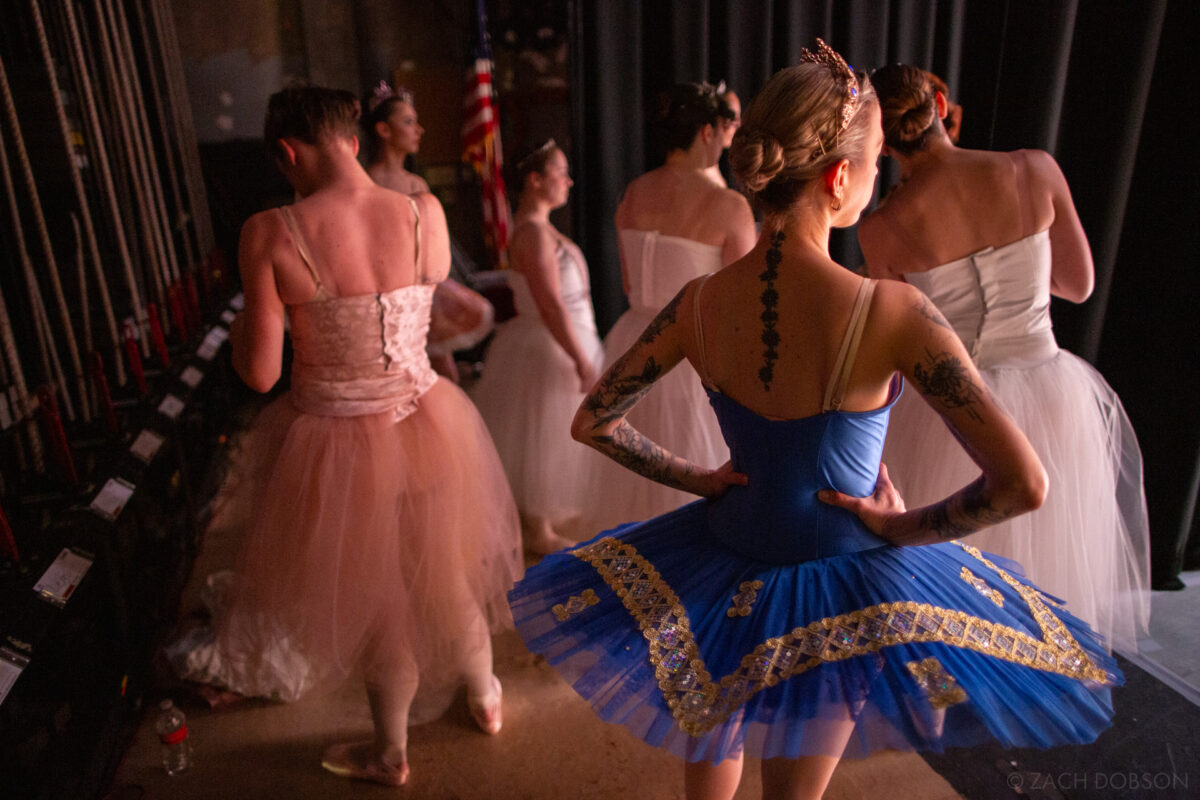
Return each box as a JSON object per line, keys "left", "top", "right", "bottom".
{"left": 33, "top": 548, "right": 94, "bottom": 606}
{"left": 89, "top": 477, "right": 136, "bottom": 522}
{"left": 158, "top": 394, "right": 185, "bottom": 420}
{"left": 180, "top": 366, "right": 204, "bottom": 389}
{"left": 0, "top": 646, "right": 29, "bottom": 707}
{"left": 129, "top": 429, "right": 166, "bottom": 464}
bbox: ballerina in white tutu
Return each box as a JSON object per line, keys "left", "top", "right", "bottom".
{"left": 858, "top": 63, "right": 1150, "bottom": 652}
{"left": 583, "top": 83, "right": 755, "bottom": 535}
{"left": 469, "top": 140, "right": 603, "bottom": 554}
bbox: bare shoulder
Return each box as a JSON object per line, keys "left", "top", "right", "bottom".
{"left": 410, "top": 191, "right": 447, "bottom": 227}
{"left": 1017, "top": 148, "right": 1068, "bottom": 189}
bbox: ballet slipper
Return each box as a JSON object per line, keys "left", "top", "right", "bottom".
{"left": 467, "top": 675, "right": 503, "bottom": 735}
{"left": 321, "top": 740, "right": 409, "bottom": 787}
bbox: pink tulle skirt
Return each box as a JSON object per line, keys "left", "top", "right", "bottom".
{"left": 173, "top": 380, "right": 522, "bottom": 710}
{"left": 882, "top": 350, "right": 1150, "bottom": 653}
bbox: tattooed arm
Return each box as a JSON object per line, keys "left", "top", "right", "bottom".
{"left": 820, "top": 283, "right": 1046, "bottom": 546}
{"left": 571, "top": 284, "right": 748, "bottom": 498}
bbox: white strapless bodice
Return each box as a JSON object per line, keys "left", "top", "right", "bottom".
{"left": 619, "top": 229, "right": 723, "bottom": 312}
{"left": 507, "top": 237, "right": 598, "bottom": 342}
{"left": 286, "top": 284, "right": 438, "bottom": 419}
{"left": 902, "top": 230, "right": 1059, "bottom": 370}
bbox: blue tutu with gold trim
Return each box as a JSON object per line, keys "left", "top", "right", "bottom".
{"left": 509, "top": 389, "right": 1121, "bottom": 764}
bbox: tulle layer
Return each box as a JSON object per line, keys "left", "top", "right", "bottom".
{"left": 882, "top": 350, "right": 1150, "bottom": 652}
{"left": 510, "top": 503, "right": 1120, "bottom": 764}
{"left": 173, "top": 380, "right": 522, "bottom": 708}
{"left": 469, "top": 317, "right": 603, "bottom": 523}
{"left": 581, "top": 309, "right": 730, "bottom": 535}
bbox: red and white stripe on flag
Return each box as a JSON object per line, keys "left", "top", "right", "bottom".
{"left": 463, "top": 57, "right": 511, "bottom": 269}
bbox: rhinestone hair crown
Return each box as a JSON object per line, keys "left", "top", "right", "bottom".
{"left": 368, "top": 80, "right": 414, "bottom": 113}
{"left": 799, "top": 38, "right": 860, "bottom": 133}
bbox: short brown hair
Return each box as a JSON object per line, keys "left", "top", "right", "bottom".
{"left": 263, "top": 86, "right": 360, "bottom": 161}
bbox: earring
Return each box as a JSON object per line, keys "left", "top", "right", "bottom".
{"left": 831, "top": 195, "right": 843, "bottom": 211}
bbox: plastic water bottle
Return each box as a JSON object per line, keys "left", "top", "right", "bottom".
{"left": 155, "top": 699, "right": 192, "bottom": 775}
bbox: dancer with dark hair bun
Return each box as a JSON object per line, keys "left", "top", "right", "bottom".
{"left": 583, "top": 82, "right": 755, "bottom": 535}
{"left": 860, "top": 62, "right": 1150, "bottom": 653}
{"left": 510, "top": 43, "right": 1120, "bottom": 800}
{"left": 470, "top": 139, "right": 603, "bottom": 555}
{"left": 170, "top": 86, "right": 521, "bottom": 787}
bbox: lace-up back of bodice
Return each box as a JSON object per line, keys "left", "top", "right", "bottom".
{"left": 279, "top": 202, "right": 438, "bottom": 420}
{"left": 903, "top": 230, "right": 1059, "bottom": 370}
{"left": 620, "top": 229, "right": 722, "bottom": 312}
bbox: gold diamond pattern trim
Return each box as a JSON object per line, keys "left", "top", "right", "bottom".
{"left": 960, "top": 566, "right": 1004, "bottom": 607}
{"left": 907, "top": 657, "right": 968, "bottom": 709}
{"left": 727, "top": 580, "right": 764, "bottom": 618}
{"left": 571, "top": 537, "right": 1112, "bottom": 737}
{"left": 552, "top": 588, "right": 600, "bottom": 622}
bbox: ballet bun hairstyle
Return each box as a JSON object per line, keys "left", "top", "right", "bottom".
{"left": 871, "top": 63, "right": 942, "bottom": 155}
{"left": 653, "top": 82, "right": 735, "bottom": 155}
{"left": 264, "top": 85, "right": 360, "bottom": 163}
{"left": 362, "top": 81, "right": 416, "bottom": 161}
{"left": 731, "top": 42, "right": 877, "bottom": 219}
{"left": 512, "top": 138, "right": 562, "bottom": 194}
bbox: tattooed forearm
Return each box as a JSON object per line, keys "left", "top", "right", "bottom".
{"left": 581, "top": 356, "right": 661, "bottom": 429}
{"left": 919, "top": 476, "right": 1018, "bottom": 540}
{"left": 915, "top": 294, "right": 954, "bottom": 332}
{"left": 640, "top": 287, "right": 685, "bottom": 344}
{"left": 758, "top": 230, "right": 785, "bottom": 391}
{"left": 593, "top": 421, "right": 695, "bottom": 492}
{"left": 913, "top": 347, "right": 985, "bottom": 423}
{"left": 580, "top": 289, "right": 684, "bottom": 428}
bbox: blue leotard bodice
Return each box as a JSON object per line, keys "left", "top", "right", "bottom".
{"left": 704, "top": 385, "right": 899, "bottom": 564}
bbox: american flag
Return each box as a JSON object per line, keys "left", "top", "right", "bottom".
{"left": 462, "top": 0, "right": 510, "bottom": 269}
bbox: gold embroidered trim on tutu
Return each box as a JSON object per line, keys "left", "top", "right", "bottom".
{"left": 570, "top": 537, "right": 1112, "bottom": 736}
{"left": 727, "top": 581, "right": 764, "bottom": 618}
{"left": 553, "top": 589, "right": 600, "bottom": 622}
{"left": 907, "top": 657, "right": 968, "bottom": 709}
{"left": 960, "top": 566, "right": 1004, "bottom": 607}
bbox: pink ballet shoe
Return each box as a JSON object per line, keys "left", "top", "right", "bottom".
{"left": 468, "top": 675, "right": 503, "bottom": 735}
{"left": 321, "top": 740, "right": 409, "bottom": 787}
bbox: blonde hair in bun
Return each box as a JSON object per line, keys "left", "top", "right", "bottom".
{"left": 731, "top": 61, "right": 877, "bottom": 219}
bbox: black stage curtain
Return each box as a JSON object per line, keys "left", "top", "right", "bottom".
{"left": 567, "top": 0, "right": 1199, "bottom": 586}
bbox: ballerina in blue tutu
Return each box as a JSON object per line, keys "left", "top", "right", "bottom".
{"left": 509, "top": 40, "right": 1120, "bottom": 800}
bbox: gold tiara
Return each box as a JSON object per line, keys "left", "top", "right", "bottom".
{"left": 799, "top": 38, "right": 860, "bottom": 133}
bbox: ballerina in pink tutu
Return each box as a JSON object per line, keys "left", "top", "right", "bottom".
{"left": 172, "top": 86, "right": 521, "bottom": 787}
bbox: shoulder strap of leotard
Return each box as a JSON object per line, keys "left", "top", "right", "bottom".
{"left": 406, "top": 195, "right": 426, "bottom": 283}
{"left": 692, "top": 273, "right": 715, "bottom": 390}
{"left": 822, "top": 278, "right": 877, "bottom": 412}
{"left": 278, "top": 206, "right": 327, "bottom": 301}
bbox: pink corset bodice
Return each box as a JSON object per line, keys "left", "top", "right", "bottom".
{"left": 287, "top": 285, "right": 438, "bottom": 420}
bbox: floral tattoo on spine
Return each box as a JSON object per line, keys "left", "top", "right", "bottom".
{"left": 758, "top": 230, "right": 785, "bottom": 391}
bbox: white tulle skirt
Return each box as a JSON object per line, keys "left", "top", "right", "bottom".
{"left": 469, "top": 315, "right": 604, "bottom": 526}
{"left": 882, "top": 349, "right": 1151, "bottom": 653}
{"left": 578, "top": 307, "right": 730, "bottom": 537}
